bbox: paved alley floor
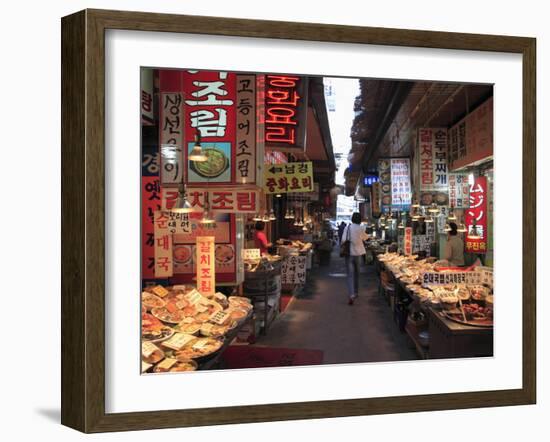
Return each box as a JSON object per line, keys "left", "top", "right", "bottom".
{"left": 255, "top": 250, "right": 419, "bottom": 365}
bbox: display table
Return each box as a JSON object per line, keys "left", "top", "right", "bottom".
{"left": 427, "top": 308, "right": 493, "bottom": 359}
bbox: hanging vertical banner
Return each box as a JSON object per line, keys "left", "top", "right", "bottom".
{"left": 142, "top": 149, "right": 161, "bottom": 279}
{"left": 196, "top": 236, "right": 215, "bottom": 297}
{"left": 264, "top": 75, "right": 308, "bottom": 150}
{"left": 390, "top": 158, "right": 412, "bottom": 208}
{"left": 159, "top": 70, "right": 185, "bottom": 186}
{"left": 371, "top": 182, "right": 381, "bottom": 216}
{"left": 140, "top": 69, "right": 155, "bottom": 126}
{"left": 183, "top": 71, "right": 236, "bottom": 184}
{"left": 448, "top": 173, "right": 470, "bottom": 209}
{"left": 404, "top": 227, "right": 413, "bottom": 255}
{"left": 154, "top": 210, "right": 174, "bottom": 278}
{"left": 417, "top": 128, "right": 449, "bottom": 206}
{"left": 465, "top": 176, "right": 488, "bottom": 254}
{"left": 236, "top": 75, "right": 256, "bottom": 183}
{"left": 377, "top": 158, "right": 391, "bottom": 210}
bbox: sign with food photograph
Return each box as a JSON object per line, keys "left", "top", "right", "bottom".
{"left": 196, "top": 236, "right": 215, "bottom": 297}
{"left": 448, "top": 173, "right": 470, "bottom": 209}
{"left": 215, "top": 244, "right": 236, "bottom": 273}
{"left": 264, "top": 75, "right": 308, "bottom": 150}
{"left": 236, "top": 75, "right": 256, "bottom": 183}
{"left": 377, "top": 158, "right": 392, "bottom": 210}
{"left": 465, "top": 176, "right": 488, "bottom": 254}
{"left": 154, "top": 210, "right": 174, "bottom": 278}
{"left": 173, "top": 245, "right": 194, "bottom": 274}
{"left": 183, "top": 70, "right": 236, "bottom": 184}
{"left": 263, "top": 161, "right": 313, "bottom": 194}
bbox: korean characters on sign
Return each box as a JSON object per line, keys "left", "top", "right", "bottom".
{"left": 236, "top": 75, "right": 256, "bottom": 183}
{"left": 390, "top": 158, "right": 412, "bottom": 207}
{"left": 264, "top": 162, "right": 313, "bottom": 194}
{"left": 140, "top": 69, "right": 154, "bottom": 126}
{"left": 404, "top": 227, "right": 413, "bottom": 255}
{"left": 167, "top": 187, "right": 259, "bottom": 214}
{"left": 418, "top": 128, "right": 448, "bottom": 191}
{"left": 154, "top": 211, "right": 174, "bottom": 278}
{"left": 142, "top": 152, "right": 161, "bottom": 279}
{"left": 196, "top": 236, "right": 215, "bottom": 297}
{"left": 465, "top": 176, "right": 488, "bottom": 254}
{"left": 281, "top": 256, "right": 307, "bottom": 284}
{"left": 183, "top": 71, "right": 236, "bottom": 184}
{"left": 264, "top": 75, "right": 307, "bottom": 149}
{"left": 448, "top": 173, "right": 470, "bottom": 208}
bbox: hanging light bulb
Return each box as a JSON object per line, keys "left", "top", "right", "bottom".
{"left": 188, "top": 131, "right": 208, "bottom": 162}
{"left": 398, "top": 221, "right": 405, "bottom": 229}
{"left": 424, "top": 213, "right": 434, "bottom": 223}
{"left": 269, "top": 208, "right": 276, "bottom": 221}
{"left": 447, "top": 207, "right": 457, "bottom": 221}
{"left": 275, "top": 193, "right": 282, "bottom": 198}
{"left": 199, "top": 202, "right": 216, "bottom": 227}
{"left": 171, "top": 184, "right": 197, "bottom": 213}
{"left": 444, "top": 222, "right": 451, "bottom": 232}
{"left": 428, "top": 202, "right": 440, "bottom": 214}
{"left": 252, "top": 213, "right": 262, "bottom": 222}
{"left": 457, "top": 222, "right": 467, "bottom": 233}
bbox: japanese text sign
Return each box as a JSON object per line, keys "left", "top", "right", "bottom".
{"left": 196, "top": 236, "right": 215, "bottom": 297}
{"left": 264, "top": 161, "right": 313, "bottom": 194}
{"left": 418, "top": 128, "right": 448, "bottom": 191}
{"left": 264, "top": 75, "right": 308, "bottom": 149}
{"left": 465, "top": 176, "right": 488, "bottom": 254}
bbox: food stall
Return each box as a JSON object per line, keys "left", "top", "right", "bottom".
{"left": 376, "top": 252, "right": 493, "bottom": 359}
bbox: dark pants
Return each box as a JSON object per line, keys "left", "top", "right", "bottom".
{"left": 345, "top": 255, "right": 361, "bottom": 299}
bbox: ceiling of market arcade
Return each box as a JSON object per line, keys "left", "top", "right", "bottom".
{"left": 344, "top": 79, "right": 493, "bottom": 196}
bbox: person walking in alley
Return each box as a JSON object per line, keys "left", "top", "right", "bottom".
{"left": 342, "top": 212, "right": 369, "bottom": 305}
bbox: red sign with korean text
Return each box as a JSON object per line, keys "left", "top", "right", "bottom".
{"left": 465, "top": 176, "right": 488, "bottom": 254}
{"left": 142, "top": 176, "right": 162, "bottom": 279}
{"left": 404, "top": 227, "right": 413, "bottom": 255}
{"left": 196, "top": 236, "right": 215, "bottom": 297}
{"left": 182, "top": 70, "right": 236, "bottom": 184}
{"left": 264, "top": 75, "right": 307, "bottom": 149}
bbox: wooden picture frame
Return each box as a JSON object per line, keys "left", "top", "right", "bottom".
{"left": 61, "top": 9, "right": 536, "bottom": 433}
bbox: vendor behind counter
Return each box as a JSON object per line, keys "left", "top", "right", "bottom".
{"left": 253, "top": 221, "right": 273, "bottom": 255}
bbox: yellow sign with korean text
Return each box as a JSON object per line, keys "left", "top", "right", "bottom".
{"left": 263, "top": 161, "right": 314, "bottom": 194}
{"left": 196, "top": 236, "right": 215, "bottom": 297}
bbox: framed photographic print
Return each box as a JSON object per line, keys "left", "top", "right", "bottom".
{"left": 61, "top": 9, "right": 536, "bottom": 433}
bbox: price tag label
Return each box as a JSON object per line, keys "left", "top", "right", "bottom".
{"left": 242, "top": 248, "right": 261, "bottom": 260}
{"left": 162, "top": 333, "right": 196, "bottom": 350}
{"left": 201, "top": 323, "right": 215, "bottom": 335}
{"left": 156, "top": 358, "right": 177, "bottom": 371}
{"left": 152, "top": 285, "right": 169, "bottom": 298}
{"left": 185, "top": 289, "right": 203, "bottom": 306}
{"left": 142, "top": 341, "right": 160, "bottom": 358}
{"left": 209, "top": 310, "right": 230, "bottom": 325}
{"left": 192, "top": 339, "right": 208, "bottom": 350}
{"left": 141, "top": 361, "right": 152, "bottom": 373}
{"left": 176, "top": 300, "right": 187, "bottom": 310}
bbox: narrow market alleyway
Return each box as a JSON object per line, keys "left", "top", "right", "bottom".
{"left": 255, "top": 249, "right": 419, "bottom": 365}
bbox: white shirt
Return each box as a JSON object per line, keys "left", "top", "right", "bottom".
{"left": 342, "top": 223, "right": 368, "bottom": 256}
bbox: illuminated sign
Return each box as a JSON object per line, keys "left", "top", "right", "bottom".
{"left": 264, "top": 75, "right": 307, "bottom": 149}
{"left": 363, "top": 174, "right": 379, "bottom": 186}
